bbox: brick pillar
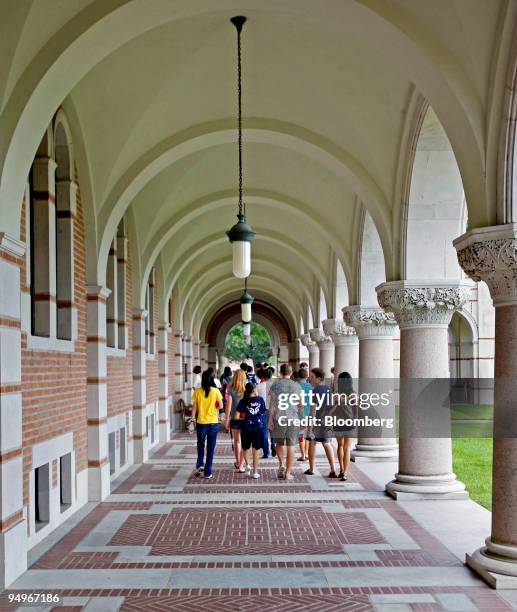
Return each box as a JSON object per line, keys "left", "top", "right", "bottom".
{"left": 278, "top": 344, "right": 289, "bottom": 366}
{"left": 0, "top": 233, "right": 27, "bottom": 587}
{"left": 200, "top": 342, "right": 209, "bottom": 369}
{"left": 288, "top": 340, "right": 300, "bottom": 367}
{"left": 31, "top": 156, "right": 57, "bottom": 337}
{"left": 133, "top": 309, "right": 148, "bottom": 463}
{"left": 86, "top": 285, "right": 111, "bottom": 500}
{"left": 207, "top": 345, "right": 217, "bottom": 369}
{"left": 158, "top": 321, "right": 170, "bottom": 442}
{"left": 192, "top": 337, "right": 200, "bottom": 367}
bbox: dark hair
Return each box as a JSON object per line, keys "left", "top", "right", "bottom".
{"left": 243, "top": 382, "right": 255, "bottom": 405}
{"left": 201, "top": 369, "right": 216, "bottom": 398}
{"left": 311, "top": 367, "right": 325, "bottom": 381}
{"left": 247, "top": 364, "right": 253, "bottom": 373}
{"left": 223, "top": 366, "right": 232, "bottom": 378}
{"left": 298, "top": 368, "right": 308, "bottom": 380}
{"left": 240, "top": 362, "right": 248, "bottom": 371}
{"left": 300, "top": 362, "right": 308, "bottom": 369}
{"left": 291, "top": 369, "right": 300, "bottom": 381}
{"left": 280, "top": 363, "right": 292, "bottom": 377}
{"left": 193, "top": 365, "right": 202, "bottom": 375}
{"left": 264, "top": 368, "right": 273, "bottom": 380}
{"left": 337, "top": 371, "right": 354, "bottom": 395}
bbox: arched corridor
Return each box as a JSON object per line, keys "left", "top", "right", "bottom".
{"left": 1, "top": 1, "right": 517, "bottom": 608}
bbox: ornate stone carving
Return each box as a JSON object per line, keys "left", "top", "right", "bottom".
{"left": 342, "top": 306, "right": 397, "bottom": 339}
{"left": 322, "top": 318, "right": 356, "bottom": 344}
{"left": 299, "top": 333, "right": 317, "bottom": 351}
{"left": 454, "top": 226, "right": 517, "bottom": 305}
{"left": 376, "top": 282, "right": 469, "bottom": 328}
{"left": 309, "top": 328, "right": 333, "bottom": 347}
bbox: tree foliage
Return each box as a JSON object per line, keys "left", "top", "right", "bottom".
{"left": 224, "top": 322, "right": 273, "bottom": 364}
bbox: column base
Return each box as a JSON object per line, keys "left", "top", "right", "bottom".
{"left": 466, "top": 539, "right": 517, "bottom": 589}
{"left": 88, "top": 463, "right": 111, "bottom": 501}
{"left": 386, "top": 472, "right": 468, "bottom": 500}
{"left": 0, "top": 518, "right": 27, "bottom": 588}
{"left": 352, "top": 443, "right": 398, "bottom": 462}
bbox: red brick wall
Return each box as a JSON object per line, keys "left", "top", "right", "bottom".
{"left": 21, "top": 169, "right": 88, "bottom": 506}
{"left": 146, "top": 282, "right": 159, "bottom": 404}
{"left": 106, "top": 243, "right": 133, "bottom": 416}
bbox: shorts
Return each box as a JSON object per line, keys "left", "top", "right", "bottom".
{"left": 229, "top": 419, "right": 242, "bottom": 430}
{"left": 241, "top": 429, "right": 264, "bottom": 450}
{"left": 313, "top": 437, "right": 332, "bottom": 444}
{"left": 272, "top": 425, "right": 298, "bottom": 446}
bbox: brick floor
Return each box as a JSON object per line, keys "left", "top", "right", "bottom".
{"left": 2, "top": 437, "right": 513, "bottom": 610}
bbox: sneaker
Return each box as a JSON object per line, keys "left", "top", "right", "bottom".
{"left": 278, "top": 466, "right": 286, "bottom": 479}
{"left": 296, "top": 457, "right": 305, "bottom": 462}
{"left": 328, "top": 471, "right": 338, "bottom": 478}
{"left": 304, "top": 469, "right": 314, "bottom": 475}
{"left": 238, "top": 466, "right": 246, "bottom": 473}
{"left": 245, "top": 465, "right": 252, "bottom": 476}
{"left": 204, "top": 474, "right": 213, "bottom": 480}
{"left": 195, "top": 467, "right": 203, "bottom": 477}
{"left": 285, "top": 473, "right": 294, "bottom": 482}
{"left": 271, "top": 449, "right": 277, "bottom": 457}
{"left": 252, "top": 472, "right": 260, "bottom": 479}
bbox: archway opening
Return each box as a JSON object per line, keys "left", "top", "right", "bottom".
{"left": 223, "top": 322, "right": 274, "bottom": 369}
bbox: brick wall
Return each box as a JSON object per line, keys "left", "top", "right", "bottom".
{"left": 168, "top": 325, "right": 174, "bottom": 398}
{"left": 106, "top": 243, "right": 133, "bottom": 416}
{"left": 20, "top": 169, "right": 88, "bottom": 506}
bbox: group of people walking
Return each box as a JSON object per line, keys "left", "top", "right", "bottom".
{"left": 190, "top": 361, "right": 356, "bottom": 482}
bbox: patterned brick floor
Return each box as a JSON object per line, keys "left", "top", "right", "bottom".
{"left": 2, "top": 436, "right": 515, "bottom": 611}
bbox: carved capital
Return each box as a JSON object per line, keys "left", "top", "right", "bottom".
{"left": 299, "top": 333, "right": 316, "bottom": 348}
{"left": 454, "top": 224, "right": 517, "bottom": 306}
{"left": 322, "top": 318, "right": 356, "bottom": 344}
{"left": 342, "top": 306, "right": 397, "bottom": 339}
{"left": 309, "top": 328, "right": 333, "bottom": 348}
{"left": 376, "top": 281, "right": 469, "bottom": 328}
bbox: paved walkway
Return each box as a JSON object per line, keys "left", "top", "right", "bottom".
{"left": 2, "top": 434, "right": 516, "bottom": 611}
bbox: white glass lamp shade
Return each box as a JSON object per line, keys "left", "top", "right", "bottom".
{"left": 232, "top": 240, "right": 251, "bottom": 278}
{"left": 242, "top": 322, "right": 251, "bottom": 337}
{"left": 241, "top": 302, "right": 252, "bottom": 323}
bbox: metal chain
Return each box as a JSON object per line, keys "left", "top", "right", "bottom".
{"left": 237, "top": 21, "right": 243, "bottom": 216}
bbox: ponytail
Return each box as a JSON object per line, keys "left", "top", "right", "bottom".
{"left": 243, "top": 382, "right": 255, "bottom": 405}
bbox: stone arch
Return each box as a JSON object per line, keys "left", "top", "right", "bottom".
{"left": 334, "top": 257, "right": 349, "bottom": 315}
{"left": 358, "top": 207, "right": 386, "bottom": 306}
{"left": 448, "top": 310, "right": 478, "bottom": 379}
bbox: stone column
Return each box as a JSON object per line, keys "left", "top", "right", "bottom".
{"left": 310, "top": 328, "right": 334, "bottom": 380}
{"left": 377, "top": 281, "right": 469, "bottom": 497}
{"left": 192, "top": 338, "right": 200, "bottom": 367}
{"left": 323, "top": 318, "right": 359, "bottom": 380}
{"left": 86, "top": 285, "right": 111, "bottom": 500}
{"left": 199, "top": 342, "right": 209, "bottom": 370}
{"left": 55, "top": 177, "right": 76, "bottom": 340}
{"left": 0, "top": 233, "right": 27, "bottom": 587}
{"left": 106, "top": 239, "right": 118, "bottom": 347}
{"left": 132, "top": 309, "right": 148, "bottom": 463}
{"left": 116, "top": 231, "right": 128, "bottom": 349}
{"left": 300, "top": 333, "right": 319, "bottom": 370}
{"left": 455, "top": 225, "right": 517, "bottom": 587}
{"left": 158, "top": 321, "right": 170, "bottom": 442}
{"left": 278, "top": 344, "right": 289, "bottom": 367}
{"left": 172, "top": 329, "right": 183, "bottom": 406}
{"left": 343, "top": 306, "right": 399, "bottom": 461}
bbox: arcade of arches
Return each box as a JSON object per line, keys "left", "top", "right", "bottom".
{"left": 1, "top": 1, "right": 517, "bottom": 607}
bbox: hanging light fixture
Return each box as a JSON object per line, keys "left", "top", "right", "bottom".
{"left": 240, "top": 277, "right": 254, "bottom": 323}
{"left": 226, "top": 15, "right": 256, "bottom": 278}
{"left": 242, "top": 321, "right": 251, "bottom": 338}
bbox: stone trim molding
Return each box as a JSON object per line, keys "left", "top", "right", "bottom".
{"left": 0, "top": 233, "right": 26, "bottom": 258}
{"left": 322, "top": 318, "right": 356, "bottom": 344}
{"left": 454, "top": 224, "right": 517, "bottom": 306}
{"left": 342, "top": 305, "right": 397, "bottom": 339}
{"left": 376, "top": 281, "right": 470, "bottom": 328}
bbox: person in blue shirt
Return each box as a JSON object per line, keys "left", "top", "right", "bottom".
{"left": 297, "top": 368, "right": 313, "bottom": 462}
{"left": 236, "top": 382, "right": 266, "bottom": 479}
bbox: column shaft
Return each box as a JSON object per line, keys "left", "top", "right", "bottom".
{"left": 132, "top": 309, "right": 148, "bottom": 463}
{"left": 158, "top": 322, "right": 170, "bottom": 442}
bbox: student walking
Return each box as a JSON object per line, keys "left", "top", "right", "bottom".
{"left": 328, "top": 371, "right": 357, "bottom": 481}
{"left": 256, "top": 367, "right": 275, "bottom": 458}
{"left": 268, "top": 364, "right": 303, "bottom": 481}
{"left": 297, "top": 368, "right": 312, "bottom": 462}
{"left": 305, "top": 367, "right": 338, "bottom": 478}
{"left": 225, "top": 368, "right": 247, "bottom": 471}
{"left": 191, "top": 370, "right": 223, "bottom": 479}
{"left": 237, "top": 383, "right": 266, "bottom": 479}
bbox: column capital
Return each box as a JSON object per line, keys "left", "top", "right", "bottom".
{"left": 87, "top": 285, "right": 111, "bottom": 300}
{"left": 132, "top": 308, "right": 148, "bottom": 320}
{"left": 0, "top": 232, "right": 25, "bottom": 258}
{"left": 376, "top": 280, "right": 469, "bottom": 329}
{"left": 454, "top": 224, "right": 517, "bottom": 306}
{"left": 343, "top": 305, "right": 397, "bottom": 339}
{"left": 322, "top": 318, "right": 356, "bottom": 344}
{"left": 299, "top": 333, "right": 318, "bottom": 352}
{"left": 309, "top": 328, "right": 333, "bottom": 348}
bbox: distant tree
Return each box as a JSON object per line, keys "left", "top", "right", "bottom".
{"left": 224, "top": 322, "right": 273, "bottom": 364}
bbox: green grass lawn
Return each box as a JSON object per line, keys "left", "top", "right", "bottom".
{"left": 452, "top": 438, "right": 492, "bottom": 510}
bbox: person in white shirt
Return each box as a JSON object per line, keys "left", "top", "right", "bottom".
{"left": 192, "top": 365, "right": 202, "bottom": 389}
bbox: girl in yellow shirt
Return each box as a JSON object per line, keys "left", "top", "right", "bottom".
{"left": 191, "top": 369, "right": 222, "bottom": 479}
